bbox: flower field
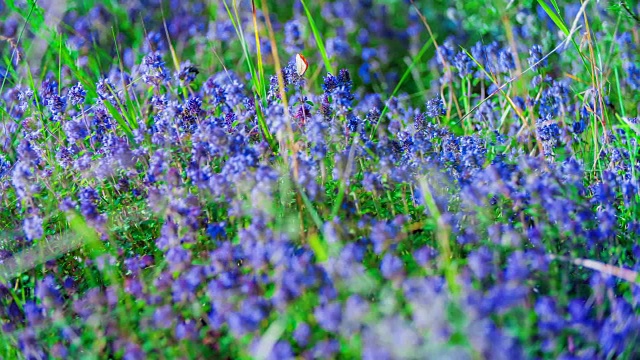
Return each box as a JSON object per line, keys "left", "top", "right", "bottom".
{"left": 1, "top": 0, "right": 640, "bottom": 358}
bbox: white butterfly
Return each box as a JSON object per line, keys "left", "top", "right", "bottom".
{"left": 295, "top": 53, "right": 309, "bottom": 77}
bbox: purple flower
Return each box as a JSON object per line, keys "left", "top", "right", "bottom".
{"left": 498, "top": 48, "right": 515, "bottom": 72}
{"left": 314, "top": 301, "right": 342, "bottom": 332}
{"left": 337, "top": 69, "right": 352, "bottom": 88}
{"left": 142, "top": 52, "right": 170, "bottom": 85}
{"left": 327, "top": 36, "right": 352, "bottom": 58}
{"left": 177, "top": 61, "right": 199, "bottom": 86}
{"left": 467, "top": 247, "right": 494, "bottom": 279}
{"left": 322, "top": 73, "right": 339, "bottom": 93}
{"left": 380, "top": 253, "right": 404, "bottom": 279}
{"left": 23, "top": 215, "right": 43, "bottom": 241}
{"left": 153, "top": 305, "right": 175, "bottom": 329}
{"left": 311, "top": 339, "right": 340, "bottom": 358}
{"left": 175, "top": 320, "right": 199, "bottom": 340}
{"left": 269, "top": 341, "right": 294, "bottom": 360}
{"left": 504, "top": 251, "right": 530, "bottom": 282}
{"left": 68, "top": 82, "right": 86, "bottom": 105}
{"left": 96, "top": 77, "right": 116, "bottom": 103}
{"left": 453, "top": 51, "right": 475, "bottom": 77}
{"left": 23, "top": 301, "right": 45, "bottom": 326}
{"left": 535, "top": 296, "right": 565, "bottom": 334}
{"left": 528, "top": 45, "right": 547, "bottom": 70}
{"left": 52, "top": 343, "right": 69, "bottom": 358}
{"left": 293, "top": 322, "right": 311, "bottom": 346}
{"left": 425, "top": 97, "right": 445, "bottom": 118}
{"left": 122, "top": 342, "right": 145, "bottom": 360}
{"left": 343, "top": 295, "right": 370, "bottom": 332}
{"left": 626, "top": 63, "right": 640, "bottom": 90}
{"left": 413, "top": 246, "right": 438, "bottom": 267}
{"left": 166, "top": 247, "right": 192, "bottom": 272}
{"left": 17, "top": 328, "right": 46, "bottom": 359}
{"left": 284, "top": 20, "right": 304, "bottom": 54}
{"left": 207, "top": 223, "right": 227, "bottom": 240}
{"left": 35, "top": 275, "right": 63, "bottom": 308}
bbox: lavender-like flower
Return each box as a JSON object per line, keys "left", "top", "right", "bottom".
{"left": 284, "top": 20, "right": 304, "bottom": 54}
{"left": 23, "top": 215, "right": 43, "bottom": 241}
{"left": 68, "top": 82, "right": 86, "bottom": 106}
{"left": 425, "top": 97, "right": 446, "bottom": 118}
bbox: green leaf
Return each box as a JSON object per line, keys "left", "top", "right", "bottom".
{"left": 102, "top": 97, "right": 134, "bottom": 139}
{"left": 536, "top": 0, "right": 569, "bottom": 35}
{"left": 308, "top": 233, "right": 328, "bottom": 262}
{"left": 536, "top": 0, "right": 591, "bottom": 74}
{"left": 373, "top": 38, "right": 434, "bottom": 135}
{"left": 299, "top": 0, "right": 334, "bottom": 75}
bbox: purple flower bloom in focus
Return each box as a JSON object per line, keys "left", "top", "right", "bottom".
{"left": 68, "top": 82, "right": 86, "bottom": 105}
{"left": 426, "top": 97, "right": 445, "bottom": 118}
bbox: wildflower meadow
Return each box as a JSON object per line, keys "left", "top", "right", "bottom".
{"left": 1, "top": 0, "right": 640, "bottom": 358}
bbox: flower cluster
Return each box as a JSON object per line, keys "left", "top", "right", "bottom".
{"left": 0, "top": 0, "right": 639, "bottom": 359}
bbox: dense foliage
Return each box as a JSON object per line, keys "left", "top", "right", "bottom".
{"left": 1, "top": 0, "right": 640, "bottom": 358}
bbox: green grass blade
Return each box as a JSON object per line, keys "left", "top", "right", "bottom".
{"left": 308, "top": 232, "right": 328, "bottom": 263}
{"left": 102, "top": 98, "right": 134, "bottom": 139}
{"left": 0, "top": 1, "right": 37, "bottom": 97}
{"left": 299, "top": 0, "right": 334, "bottom": 75}
{"left": 251, "top": 0, "right": 267, "bottom": 100}
{"left": 254, "top": 102, "right": 277, "bottom": 152}
{"left": 222, "top": 0, "right": 274, "bottom": 150}
{"left": 372, "top": 38, "right": 434, "bottom": 135}
{"left": 297, "top": 186, "right": 323, "bottom": 230}
{"left": 536, "top": 0, "right": 591, "bottom": 74}
{"left": 223, "top": 0, "right": 257, "bottom": 91}
{"left": 538, "top": 0, "right": 569, "bottom": 34}
{"left": 460, "top": 47, "right": 527, "bottom": 127}
{"left": 614, "top": 67, "right": 625, "bottom": 118}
